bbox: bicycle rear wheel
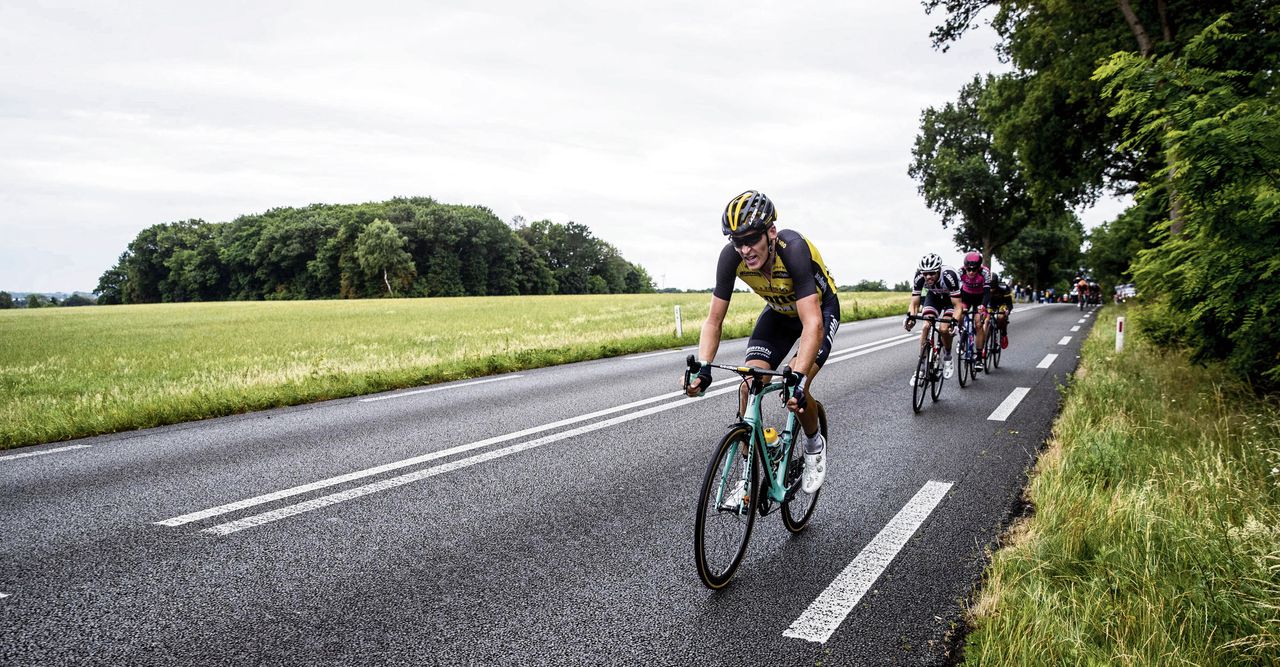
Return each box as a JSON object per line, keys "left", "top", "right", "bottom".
{"left": 991, "top": 324, "right": 1002, "bottom": 368}
{"left": 782, "top": 400, "right": 825, "bottom": 533}
{"left": 694, "top": 426, "right": 759, "bottom": 589}
{"left": 912, "top": 343, "right": 928, "bottom": 413}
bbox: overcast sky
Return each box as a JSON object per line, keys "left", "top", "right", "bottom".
{"left": 1, "top": 1, "right": 1128, "bottom": 294}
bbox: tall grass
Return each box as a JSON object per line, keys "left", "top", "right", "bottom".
{"left": 963, "top": 306, "right": 1280, "bottom": 665}
{"left": 0, "top": 291, "right": 907, "bottom": 449}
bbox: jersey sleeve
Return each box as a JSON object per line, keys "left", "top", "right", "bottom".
{"left": 911, "top": 270, "right": 923, "bottom": 296}
{"left": 711, "top": 243, "right": 740, "bottom": 301}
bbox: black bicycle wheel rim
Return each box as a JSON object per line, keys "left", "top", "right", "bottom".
{"left": 958, "top": 331, "right": 969, "bottom": 388}
{"left": 782, "top": 401, "right": 824, "bottom": 533}
{"left": 694, "top": 426, "right": 759, "bottom": 589}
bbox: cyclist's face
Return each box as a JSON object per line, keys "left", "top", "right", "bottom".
{"left": 922, "top": 270, "right": 940, "bottom": 284}
{"left": 731, "top": 228, "right": 770, "bottom": 269}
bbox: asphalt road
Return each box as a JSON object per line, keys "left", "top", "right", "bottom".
{"left": 1, "top": 302, "right": 1100, "bottom": 666}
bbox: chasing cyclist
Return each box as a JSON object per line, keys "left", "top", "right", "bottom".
{"left": 957, "top": 251, "right": 992, "bottom": 363}
{"left": 987, "top": 272, "right": 1013, "bottom": 349}
{"left": 906, "top": 253, "right": 962, "bottom": 384}
{"left": 683, "top": 190, "right": 839, "bottom": 494}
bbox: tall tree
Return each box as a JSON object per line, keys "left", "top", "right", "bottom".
{"left": 355, "top": 218, "right": 416, "bottom": 296}
{"left": 999, "top": 210, "right": 1084, "bottom": 291}
{"left": 909, "top": 73, "right": 1033, "bottom": 262}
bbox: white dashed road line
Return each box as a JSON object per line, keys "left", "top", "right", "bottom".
{"left": 1077, "top": 319, "right": 1086, "bottom": 324}
{"left": 1058, "top": 336, "right": 1072, "bottom": 345}
{"left": 988, "top": 388, "right": 1031, "bottom": 421}
{"left": 1070, "top": 326, "right": 1080, "bottom": 332}
{"left": 783, "top": 480, "right": 954, "bottom": 644}
{"left": 1037, "top": 354, "right": 1058, "bottom": 369}
{"left": 0, "top": 445, "right": 92, "bottom": 462}
{"left": 359, "top": 375, "right": 524, "bottom": 402}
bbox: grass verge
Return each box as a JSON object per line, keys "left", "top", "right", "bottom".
{"left": 0, "top": 291, "right": 908, "bottom": 449}
{"left": 962, "top": 306, "right": 1280, "bottom": 665}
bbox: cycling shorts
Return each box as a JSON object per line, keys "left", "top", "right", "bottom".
{"left": 744, "top": 300, "right": 841, "bottom": 370}
{"left": 920, "top": 291, "right": 956, "bottom": 319}
{"left": 959, "top": 290, "right": 985, "bottom": 309}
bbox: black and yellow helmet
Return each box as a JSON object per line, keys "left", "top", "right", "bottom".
{"left": 721, "top": 190, "right": 776, "bottom": 236}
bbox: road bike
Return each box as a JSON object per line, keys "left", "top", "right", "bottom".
{"left": 684, "top": 355, "right": 827, "bottom": 589}
{"left": 907, "top": 314, "right": 953, "bottom": 413}
{"left": 983, "top": 309, "right": 1003, "bottom": 372}
{"left": 956, "top": 309, "right": 980, "bottom": 388}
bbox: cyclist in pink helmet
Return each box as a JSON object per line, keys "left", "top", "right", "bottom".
{"left": 957, "top": 251, "right": 992, "bottom": 363}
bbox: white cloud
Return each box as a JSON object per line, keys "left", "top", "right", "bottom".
{"left": 0, "top": 0, "right": 1119, "bottom": 293}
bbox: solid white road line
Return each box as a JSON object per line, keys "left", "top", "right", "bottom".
{"left": 0, "top": 593, "right": 10, "bottom": 598}
{"left": 360, "top": 376, "right": 524, "bottom": 402}
{"left": 1070, "top": 326, "right": 1080, "bottom": 332}
{"left": 988, "top": 388, "right": 1031, "bottom": 421}
{"left": 0, "top": 445, "right": 92, "bottom": 462}
{"left": 1037, "top": 354, "right": 1058, "bottom": 369}
{"left": 156, "top": 331, "right": 920, "bottom": 531}
{"left": 624, "top": 348, "right": 696, "bottom": 360}
{"left": 783, "top": 480, "right": 954, "bottom": 644}
{"left": 826, "top": 333, "right": 917, "bottom": 364}
{"left": 202, "top": 383, "right": 744, "bottom": 535}
{"left": 1058, "top": 336, "right": 1072, "bottom": 345}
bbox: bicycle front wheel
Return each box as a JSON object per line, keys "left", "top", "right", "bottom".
{"left": 782, "top": 401, "right": 825, "bottom": 533}
{"left": 958, "top": 332, "right": 970, "bottom": 388}
{"left": 694, "top": 426, "right": 759, "bottom": 589}
{"left": 912, "top": 343, "right": 929, "bottom": 413}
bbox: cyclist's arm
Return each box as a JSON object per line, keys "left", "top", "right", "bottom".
{"left": 790, "top": 293, "right": 823, "bottom": 377}
{"left": 697, "top": 295, "right": 730, "bottom": 365}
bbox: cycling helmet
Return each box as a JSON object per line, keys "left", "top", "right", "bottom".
{"left": 988, "top": 271, "right": 1001, "bottom": 285}
{"left": 963, "top": 251, "right": 982, "bottom": 270}
{"left": 918, "top": 253, "right": 943, "bottom": 273}
{"left": 721, "top": 190, "right": 777, "bottom": 236}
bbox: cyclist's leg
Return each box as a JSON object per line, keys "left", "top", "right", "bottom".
{"left": 741, "top": 307, "right": 788, "bottom": 414}
{"left": 787, "top": 302, "right": 839, "bottom": 440}
{"left": 962, "top": 292, "right": 985, "bottom": 356}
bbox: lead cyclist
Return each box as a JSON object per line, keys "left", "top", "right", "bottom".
{"left": 682, "top": 190, "right": 840, "bottom": 494}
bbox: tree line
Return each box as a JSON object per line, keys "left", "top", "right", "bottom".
{"left": 94, "top": 197, "right": 654, "bottom": 304}
{"left": 914, "top": 1, "right": 1278, "bottom": 387}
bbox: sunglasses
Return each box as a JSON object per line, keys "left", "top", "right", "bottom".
{"left": 730, "top": 231, "right": 765, "bottom": 248}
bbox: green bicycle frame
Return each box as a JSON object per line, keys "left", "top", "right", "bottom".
{"left": 716, "top": 377, "right": 800, "bottom": 510}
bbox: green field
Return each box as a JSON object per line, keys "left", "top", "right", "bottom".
{"left": 0, "top": 291, "right": 908, "bottom": 449}
{"left": 962, "top": 306, "right": 1280, "bottom": 665}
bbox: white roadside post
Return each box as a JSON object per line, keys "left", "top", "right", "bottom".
{"left": 1116, "top": 316, "right": 1125, "bottom": 352}
{"left": 675, "top": 305, "right": 683, "bottom": 337}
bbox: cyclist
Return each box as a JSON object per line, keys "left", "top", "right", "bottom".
{"left": 1075, "top": 276, "right": 1089, "bottom": 309}
{"left": 956, "top": 251, "right": 991, "bottom": 362}
{"left": 987, "top": 272, "right": 1013, "bottom": 349}
{"left": 683, "top": 190, "right": 839, "bottom": 494}
{"left": 905, "top": 252, "right": 961, "bottom": 384}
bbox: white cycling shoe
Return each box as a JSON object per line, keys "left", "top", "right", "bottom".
{"left": 802, "top": 434, "right": 827, "bottom": 494}
{"left": 943, "top": 357, "right": 954, "bottom": 379}
{"left": 722, "top": 479, "right": 748, "bottom": 512}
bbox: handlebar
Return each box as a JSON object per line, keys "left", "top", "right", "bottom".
{"left": 684, "top": 354, "right": 802, "bottom": 390}
{"left": 905, "top": 314, "right": 955, "bottom": 325}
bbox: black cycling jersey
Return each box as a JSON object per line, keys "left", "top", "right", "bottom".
{"left": 912, "top": 266, "right": 961, "bottom": 299}
{"left": 712, "top": 229, "right": 838, "bottom": 317}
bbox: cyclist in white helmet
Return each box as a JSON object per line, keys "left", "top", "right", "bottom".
{"left": 905, "top": 252, "right": 962, "bottom": 385}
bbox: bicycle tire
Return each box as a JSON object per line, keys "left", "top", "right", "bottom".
{"left": 930, "top": 340, "right": 944, "bottom": 402}
{"left": 694, "top": 426, "right": 759, "bottom": 589}
{"left": 781, "top": 400, "right": 825, "bottom": 533}
{"left": 912, "top": 342, "right": 929, "bottom": 413}
{"left": 957, "top": 326, "right": 970, "bottom": 388}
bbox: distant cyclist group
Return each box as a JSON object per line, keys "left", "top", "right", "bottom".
{"left": 682, "top": 190, "right": 1024, "bottom": 587}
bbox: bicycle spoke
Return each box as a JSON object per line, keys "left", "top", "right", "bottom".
{"left": 694, "top": 427, "right": 758, "bottom": 589}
